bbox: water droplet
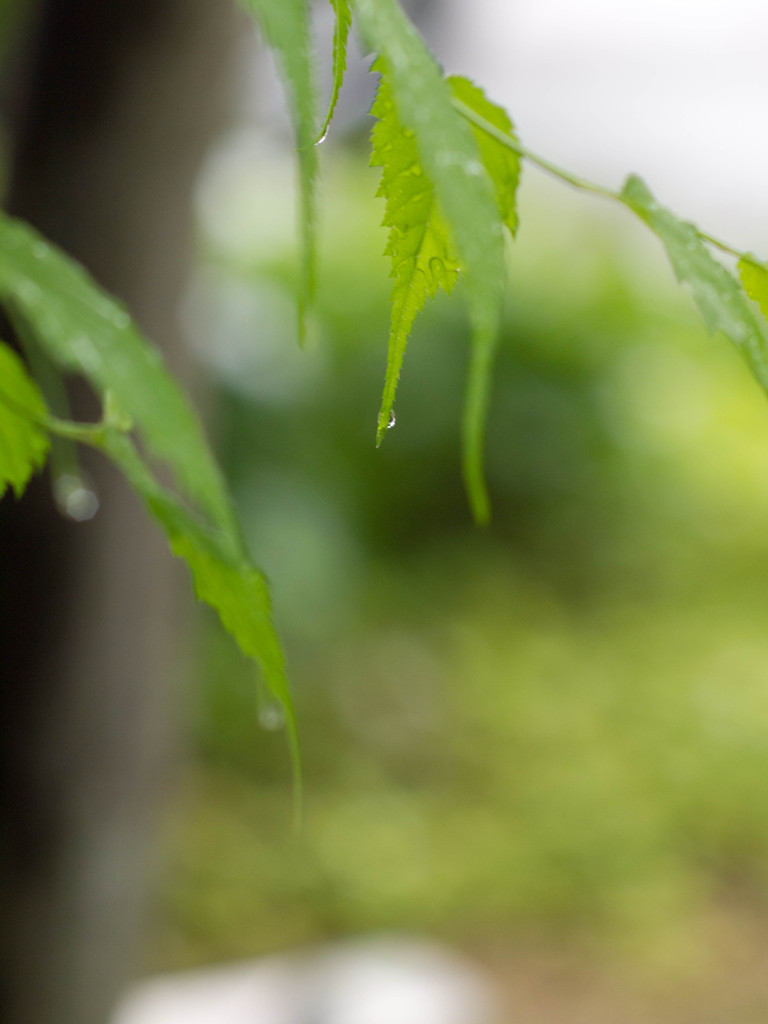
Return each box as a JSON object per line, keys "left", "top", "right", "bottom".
{"left": 258, "top": 704, "right": 285, "bottom": 732}
{"left": 32, "top": 240, "right": 49, "bottom": 259}
{"left": 65, "top": 488, "right": 99, "bottom": 521}
{"left": 387, "top": 410, "right": 396, "bottom": 429}
{"left": 54, "top": 473, "right": 100, "bottom": 522}
{"left": 112, "top": 310, "right": 130, "bottom": 329}
{"left": 315, "top": 128, "right": 328, "bottom": 145}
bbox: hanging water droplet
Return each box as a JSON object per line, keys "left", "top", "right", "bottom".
{"left": 32, "top": 241, "right": 49, "bottom": 259}
{"left": 387, "top": 410, "right": 396, "bottom": 429}
{"left": 53, "top": 473, "right": 100, "bottom": 522}
{"left": 65, "top": 488, "right": 100, "bottom": 522}
{"left": 315, "top": 128, "right": 328, "bottom": 146}
{"left": 258, "top": 704, "right": 285, "bottom": 732}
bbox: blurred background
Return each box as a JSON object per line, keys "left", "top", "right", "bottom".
{"left": 4, "top": 2, "right": 768, "bottom": 1023}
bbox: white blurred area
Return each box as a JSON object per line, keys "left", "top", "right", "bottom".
{"left": 245, "top": 0, "right": 768, "bottom": 246}
{"left": 113, "top": 939, "right": 500, "bottom": 1024}
{"left": 436, "top": 0, "right": 768, "bottom": 250}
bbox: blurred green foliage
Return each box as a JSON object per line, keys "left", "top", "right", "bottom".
{"left": 150, "top": 152, "right": 768, "bottom": 977}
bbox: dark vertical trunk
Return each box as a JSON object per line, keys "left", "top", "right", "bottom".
{"left": 0, "top": 3, "right": 238, "bottom": 1023}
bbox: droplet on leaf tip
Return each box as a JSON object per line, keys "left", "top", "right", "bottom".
{"left": 54, "top": 473, "right": 100, "bottom": 522}
{"left": 315, "top": 129, "right": 328, "bottom": 146}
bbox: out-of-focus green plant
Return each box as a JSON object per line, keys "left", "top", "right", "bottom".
{"left": 4, "top": 0, "right": 768, "bottom": 802}
{"left": 148, "top": 155, "right": 768, "bottom": 975}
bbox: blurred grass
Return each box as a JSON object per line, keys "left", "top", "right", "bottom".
{"left": 150, "top": 149, "right": 768, "bottom": 983}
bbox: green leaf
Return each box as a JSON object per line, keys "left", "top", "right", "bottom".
{"left": 316, "top": 0, "right": 352, "bottom": 144}
{"left": 738, "top": 256, "right": 768, "bottom": 322}
{"left": 447, "top": 75, "right": 522, "bottom": 237}
{"left": 370, "top": 64, "right": 460, "bottom": 445}
{"left": 353, "top": 0, "right": 507, "bottom": 523}
{"left": 621, "top": 175, "right": 768, "bottom": 398}
{"left": 0, "top": 340, "right": 49, "bottom": 498}
{"left": 0, "top": 214, "right": 240, "bottom": 542}
{"left": 242, "top": 0, "right": 318, "bottom": 343}
{"left": 0, "top": 215, "right": 298, "bottom": 784}
{"left": 99, "top": 427, "right": 301, "bottom": 805}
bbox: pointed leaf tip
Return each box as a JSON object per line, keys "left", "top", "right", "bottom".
{"left": 315, "top": 0, "right": 352, "bottom": 145}
{"left": 242, "top": 0, "right": 318, "bottom": 338}
{"left": 355, "top": 0, "right": 507, "bottom": 520}
{"left": 98, "top": 427, "right": 300, "bottom": 794}
{"left": 462, "top": 321, "right": 496, "bottom": 527}
{"left": 370, "top": 64, "right": 462, "bottom": 446}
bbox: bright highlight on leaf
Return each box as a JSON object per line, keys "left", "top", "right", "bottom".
{"left": 0, "top": 340, "right": 49, "bottom": 499}
{"left": 738, "top": 256, "right": 768, "bottom": 323}
{"left": 241, "top": 0, "right": 318, "bottom": 344}
{"left": 621, "top": 175, "right": 768, "bottom": 399}
{"left": 316, "top": 0, "right": 352, "bottom": 145}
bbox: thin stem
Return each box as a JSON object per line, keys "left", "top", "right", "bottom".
{"left": 452, "top": 96, "right": 765, "bottom": 270}
{"left": 0, "top": 387, "right": 105, "bottom": 447}
{"left": 699, "top": 231, "right": 763, "bottom": 267}
{"left": 46, "top": 415, "right": 106, "bottom": 447}
{"left": 5, "top": 305, "right": 85, "bottom": 484}
{"left": 0, "top": 378, "right": 128, "bottom": 450}
{"left": 451, "top": 96, "right": 620, "bottom": 200}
